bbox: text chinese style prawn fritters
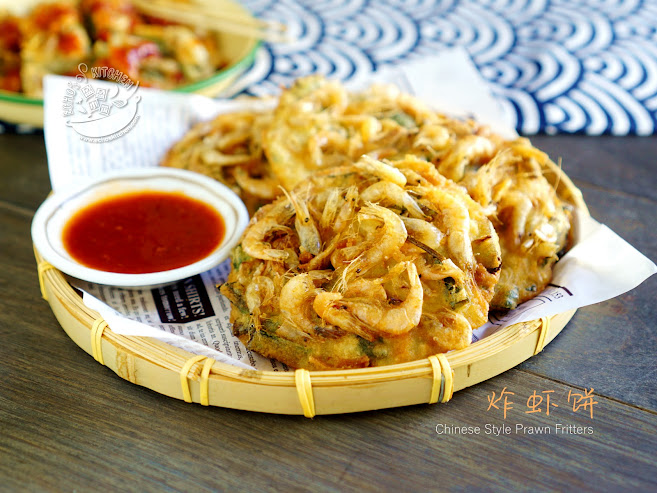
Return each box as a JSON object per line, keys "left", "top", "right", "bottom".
{"left": 220, "top": 156, "right": 502, "bottom": 370}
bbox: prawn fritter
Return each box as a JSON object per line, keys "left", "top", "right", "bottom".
{"left": 264, "top": 75, "right": 463, "bottom": 190}
{"left": 20, "top": 2, "right": 92, "bottom": 98}
{"left": 161, "top": 110, "right": 281, "bottom": 214}
{"left": 454, "top": 139, "right": 572, "bottom": 310}
{"left": 220, "top": 156, "right": 502, "bottom": 370}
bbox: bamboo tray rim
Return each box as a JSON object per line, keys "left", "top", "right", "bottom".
{"left": 35, "top": 246, "right": 579, "bottom": 415}
{"left": 33, "top": 129, "right": 590, "bottom": 416}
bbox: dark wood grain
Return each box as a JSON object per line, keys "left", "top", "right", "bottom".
{"left": 531, "top": 135, "right": 657, "bottom": 202}
{"left": 1, "top": 135, "right": 656, "bottom": 492}
{"left": 2, "top": 321, "right": 656, "bottom": 493}
{"left": 0, "top": 133, "right": 50, "bottom": 211}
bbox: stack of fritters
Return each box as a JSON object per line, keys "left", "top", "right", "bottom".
{"left": 162, "top": 75, "right": 574, "bottom": 368}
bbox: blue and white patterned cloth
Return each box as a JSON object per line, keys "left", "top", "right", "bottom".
{"left": 3, "top": 0, "right": 656, "bottom": 135}
{"left": 235, "top": 0, "right": 657, "bottom": 136}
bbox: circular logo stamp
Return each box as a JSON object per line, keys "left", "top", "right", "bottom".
{"left": 62, "top": 63, "right": 141, "bottom": 142}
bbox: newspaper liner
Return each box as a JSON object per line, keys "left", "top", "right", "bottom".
{"left": 43, "top": 49, "right": 657, "bottom": 372}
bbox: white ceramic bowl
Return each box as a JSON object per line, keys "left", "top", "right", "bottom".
{"left": 31, "top": 167, "right": 249, "bottom": 289}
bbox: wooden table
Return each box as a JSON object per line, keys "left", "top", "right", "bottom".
{"left": 1, "top": 132, "right": 655, "bottom": 492}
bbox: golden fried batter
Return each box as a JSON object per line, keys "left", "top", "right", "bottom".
{"left": 161, "top": 110, "right": 281, "bottom": 215}
{"left": 261, "top": 75, "right": 571, "bottom": 310}
{"left": 455, "top": 140, "right": 572, "bottom": 309}
{"left": 263, "top": 75, "right": 488, "bottom": 190}
{"left": 220, "top": 156, "right": 502, "bottom": 370}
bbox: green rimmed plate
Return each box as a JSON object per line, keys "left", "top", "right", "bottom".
{"left": 0, "top": 0, "right": 260, "bottom": 128}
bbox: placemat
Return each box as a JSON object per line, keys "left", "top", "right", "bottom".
{"left": 234, "top": 0, "right": 657, "bottom": 135}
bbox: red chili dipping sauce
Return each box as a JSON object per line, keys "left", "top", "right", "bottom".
{"left": 62, "top": 191, "right": 225, "bottom": 274}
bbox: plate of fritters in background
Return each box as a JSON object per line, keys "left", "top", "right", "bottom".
{"left": 0, "top": 0, "right": 260, "bottom": 127}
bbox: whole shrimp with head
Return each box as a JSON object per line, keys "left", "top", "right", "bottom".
{"left": 220, "top": 155, "right": 502, "bottom": 370}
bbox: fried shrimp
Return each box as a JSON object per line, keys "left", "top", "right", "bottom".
{"left": 240, "top": 201, "right": 295, "bottom": 262}
{"left": 355, "top": 155, "right": 407, "bottom": 188}
{"left": 340, "top": 203, "right": 408, "bottom": 278}
{"left": 458, "top": 140, "right": 573, "bottom": 309}
{"left": 424, "top": 188, "right": 475, "bottom": 269}
{"left": 279, "top": 271, "right": 333, "bottom": 336}
{"left": 360, "top": 181, "right": 425, "bottom": 219}
{"left": 285, "top": 189, "right": 322, "bottom": 256}
{"left": 160, "top": 108, "right": 281, "bottom": 215}
{"left": 314, "top": 262, "right": 423, "bottom": 338}
{"left": 263, "top": 76, "right": 438, "bottom": 190}
{"left": 220, "top": 156, "right": 502, "bottom": 370}
{"left": 401, "top": 217, "right": 444, "bottom": 252}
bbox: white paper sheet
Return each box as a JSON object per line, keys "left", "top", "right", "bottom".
{"left": 41, "top": 49, "right": 656, "bottom": 370}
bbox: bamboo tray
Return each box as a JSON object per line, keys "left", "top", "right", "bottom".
{"left": 34, "top": 159, "right": 588, "bottom": 417}
{"left": 0, "top": 0, "right": 259, "bottom": 127}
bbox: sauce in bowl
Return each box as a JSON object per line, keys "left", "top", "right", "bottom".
{"left": 62, "top": 190, "right": 225, "bottom": 274}
{"left": 32, "top": 167, "right": 249, "bottom": 289}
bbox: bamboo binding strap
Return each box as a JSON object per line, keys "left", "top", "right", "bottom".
{"left": 295, "top": 369, "right": 316, "bottom": 418}
{"left": 200, "top": 358, "right": 215, "bottom": 406}
{"left": 90, "top": 319, "right": 108, "bottom": 365}
{"left": 37, "top": 260, "right": 56, "bottom": 301}
{"left": 428, "top": 354, "right": 454, "bottom": 404}
{"left": 534, "top": 317, "right": 551, "bottom": 355}
{"left": 179, "top": 355, "right": 208, "bottom": 403}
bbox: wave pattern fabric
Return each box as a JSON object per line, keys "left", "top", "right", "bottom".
{"left": 239, "top": 0, "right": 657, "bottom": 136}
